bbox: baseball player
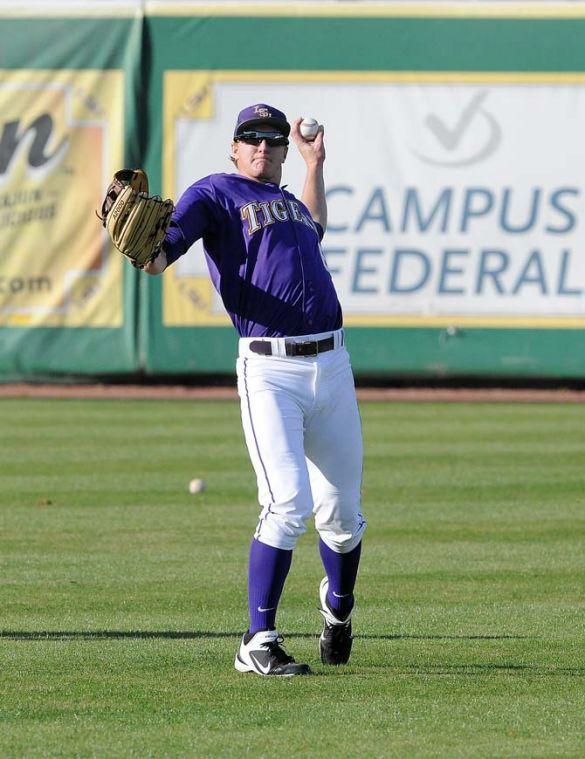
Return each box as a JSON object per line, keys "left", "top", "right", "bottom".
{"left": 144, "top": 104, "right": 366, "bottom": 676}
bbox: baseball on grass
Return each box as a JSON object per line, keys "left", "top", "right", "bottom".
{"left": 188, "top": 478, "right": 206, "bottom": 494}
{"left": 300, "top": 117, "right": 319, "bottom": 141}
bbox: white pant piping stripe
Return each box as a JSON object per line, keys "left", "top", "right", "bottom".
{"left": 243, "top": 357, "right": 275, "bottom": 539}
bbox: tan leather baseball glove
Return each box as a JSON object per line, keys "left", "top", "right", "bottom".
{"left": 98, "top": 169, "right": 174, "bottom": 267}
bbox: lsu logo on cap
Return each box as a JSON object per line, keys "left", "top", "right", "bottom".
{"left": 254, "top": 106, "right": 271, "bottom": 118}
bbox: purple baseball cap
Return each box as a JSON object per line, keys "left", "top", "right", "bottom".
{"left": 233, "top": 103, "right": 290, "bottom": 139}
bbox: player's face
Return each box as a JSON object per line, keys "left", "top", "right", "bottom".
{"left": 232, "top": 125, "right": 288, "bottom": 184}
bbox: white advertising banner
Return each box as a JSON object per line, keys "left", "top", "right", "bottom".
{"left": 163, "top": 72, "right": 585, "bottom": 327}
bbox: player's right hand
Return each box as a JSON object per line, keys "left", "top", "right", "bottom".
{"left": 290, "top": 117, "right": 325, "bottom": 167}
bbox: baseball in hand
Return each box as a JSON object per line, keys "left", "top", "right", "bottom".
{"left": 300, "top": 117, "right": 319, "bottom": 141}
{"left": 188, "top": 478, "right": 206, "bottom": 494}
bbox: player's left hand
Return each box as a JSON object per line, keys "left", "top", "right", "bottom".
{"left": 290, "top": 117, "right": 325, "bottom": 168}
{"left": 141, "top": 249, "right": 167, "bottom": 274}
{"left": 98, "top": 168, "right": 174, "bottom": 269}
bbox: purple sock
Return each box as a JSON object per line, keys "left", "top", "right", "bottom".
{"left": 248, "top": 539, "right": 293, "bottom": 635}
{"left": 319, "top": 539, "right": 362, "bottom": 620}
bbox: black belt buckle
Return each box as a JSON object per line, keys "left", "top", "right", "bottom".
{"left": 298, "top": 340, "right": 319, "bottom": 357}
{"left": 286, "top": 339, "right": 318, "bottom": 357}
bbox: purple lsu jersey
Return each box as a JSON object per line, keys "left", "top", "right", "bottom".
{"left": 162, "top": 173, "right": 342, "bottom": 338}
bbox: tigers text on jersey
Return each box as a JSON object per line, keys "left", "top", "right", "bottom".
{"left": 162, "top": 173, "right": 342, "bottom": 338}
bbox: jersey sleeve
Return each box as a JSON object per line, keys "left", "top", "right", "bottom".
{"left": 163, "top": 176, "right": 219, "bottom": 266}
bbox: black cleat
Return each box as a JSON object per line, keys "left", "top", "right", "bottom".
{"left": 318, "top": 577, "right": 353, "bottom": 665}
{"left": 234, "top": 630, "right": 312, "bottom": 676}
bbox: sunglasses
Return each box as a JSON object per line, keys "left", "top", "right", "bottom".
{"left": 235, "top": 130, "right": 289, "bottom": 147}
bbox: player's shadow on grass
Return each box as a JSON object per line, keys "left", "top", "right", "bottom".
{"left": 0, "top": 631, "right": 238, "bottom": 640}
{"left": 0, "top": 630, "right": 531, "bottom": 641}
{"left": 397, "top": 663, "right": 585, "bottom": 676}
{"left": 4, "top": 631, "right": 582, "bottom": 676}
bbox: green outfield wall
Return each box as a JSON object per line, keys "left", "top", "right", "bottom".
{"left": 1, "top": 2, "right": 584, "bottom": 380}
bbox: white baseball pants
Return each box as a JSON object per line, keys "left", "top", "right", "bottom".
{"left": 236, "top": 329, "right": 366, "bottom": 553}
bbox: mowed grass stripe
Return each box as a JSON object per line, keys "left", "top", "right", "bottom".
{"left": 0, "top": 399, "right": 583, "bottom": 757}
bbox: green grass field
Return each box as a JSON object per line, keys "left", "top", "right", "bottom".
{"left": 1, "top": 398, "right": 584, "bottom": 757}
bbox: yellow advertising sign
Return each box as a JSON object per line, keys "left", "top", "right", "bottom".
{"left": 0, "top": 69, "right": 124, "bottom": 327}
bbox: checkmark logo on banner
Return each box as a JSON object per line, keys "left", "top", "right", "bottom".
{"left": 426, "top": 91, "right": 488, "bottom": 150}
{"left": 413, "top": 90, "right": 502, "bottom": 167}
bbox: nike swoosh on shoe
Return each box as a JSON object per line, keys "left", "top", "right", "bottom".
{"left": 249, "top": 652, "right": 272, "bottom": 675}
